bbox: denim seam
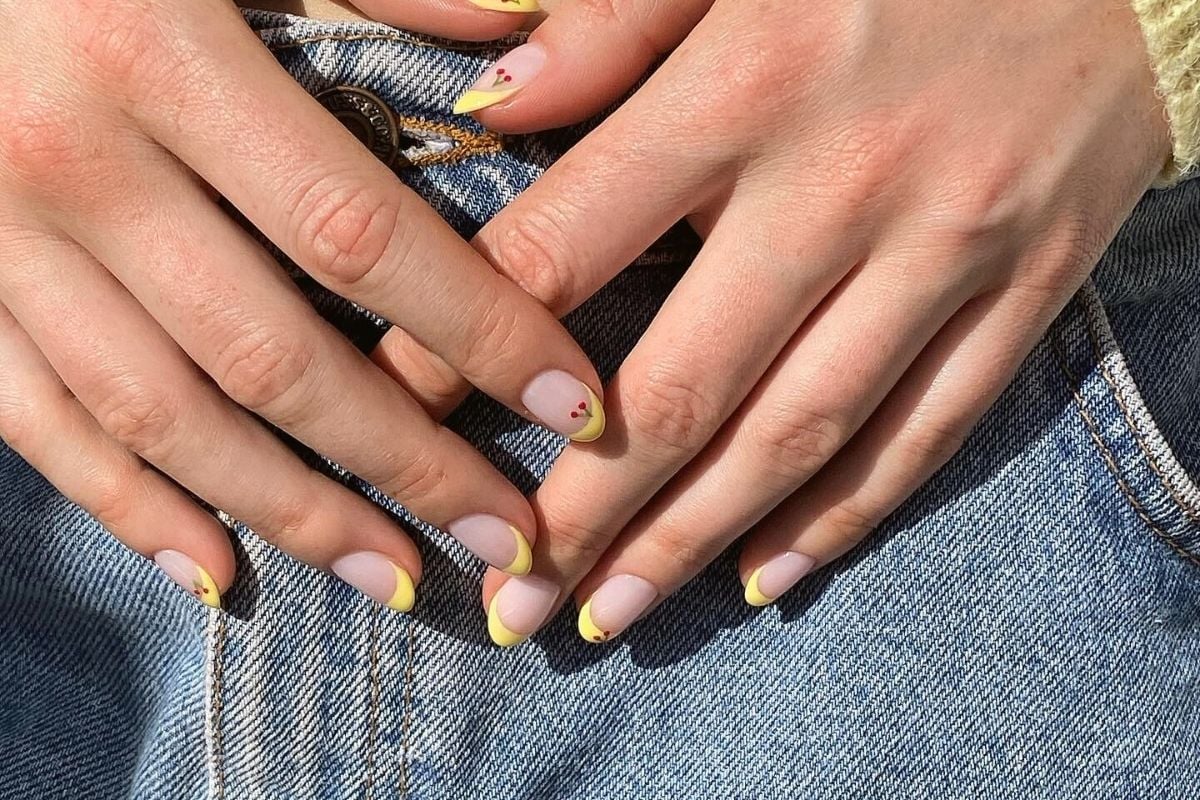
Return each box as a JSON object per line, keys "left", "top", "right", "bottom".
{"left": 399, "top": 617, "right": 416, "bottom": 797}
{"left": 204, "top": 611, "right": 228, "bottom": 800}
{"left": 1052, "top": 335, "right": 1200, "bottom": 569}
{"left": 364, "top": 605, "right": 382, "bottom": 800}
{"left": 264, "top": 31, "right": 523, "bottom": 54}
{"left": 1078, "top": 282, "right": 1200, "bottom": 522}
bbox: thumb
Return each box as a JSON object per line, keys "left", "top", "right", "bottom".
{"left": 451, "top": 0, "right": 713, "bottom": 130}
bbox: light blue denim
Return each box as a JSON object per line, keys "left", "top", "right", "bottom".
{"left": 1, "top": 10, "right": 1198, "bottom": 799}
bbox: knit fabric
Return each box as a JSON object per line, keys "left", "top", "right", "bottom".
{"left": 1133, "top": 0, "right": 1200, "bottom": 184}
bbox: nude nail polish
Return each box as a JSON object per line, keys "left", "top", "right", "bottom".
{"left": 487, "top": 575, "right": 560, "bottom": 647}
{"left": 154, "top": 550, "right": 221, "bottom": 609}
{"left": 453, "top": 43, "right": 547, "bottom": 115}
{"left": 744, "top": 552, "right": 816, "bottom": 607}
{"left": 577, "top": 574, "right": 658, "bottom": 643}
{"left": 521, "top": 369, "right": 606, "bottom": 443}
{"left": 447, "top": 514, "right": 533, "bottom": 575}
{"left": 332, "top": 552, "right": 416, "bottom": 613}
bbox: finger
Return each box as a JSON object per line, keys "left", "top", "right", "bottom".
{"left": 113, "top": 2, "right": 604, "bottom": 442}
{"left": 0, "top": 235, "right": 425, "bottom": 611}
{"left": 64, "top": 149, "right": 536, "bottom": 575}
{"left": 370, "top": 326, "right": 471, "bottom": 421}
{"left": 738, "top": 286, "right": 1065, "bottom": 606}
{"left": 348, "top": 0, "right": 533, "bottom": 42}
{"left": 0, "top": 301, "right": 233, "bottom": 607}
{"left": 451, "top": 0, "right": 711, "bottom": 129}
{"left": 562, "top": 243, "right": 976, "bottom": 642}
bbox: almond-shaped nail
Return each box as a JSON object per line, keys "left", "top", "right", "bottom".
{"left": 488, "top": 575, "right": 559, "bottom": 647}
{"left": 521, "top": 369, "right": 606, "bottom": 443}
{"left": 447, "top": 514, "right": 533, "bottom": 575}
{"left": 453, "top": 42, "right": 547, "bottom": 115}
{"left": 332, "top": 552, "right": 416, "bottom": 613}
{"left": 154, "top": 549, "right": 221, "bottom": 609}
{"left": 577, "top": 574, "right": 657, "bottom": 644}
{"left": 744, "top": 552, "right": 816, "bottom": 607}
{"left": 466, "top": 0, "right": 540, "bottom": 11}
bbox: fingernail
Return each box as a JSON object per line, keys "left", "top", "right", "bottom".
{"left": 447, "top": 514, "right": 533, "bottom": 575}
{"left": 577, "top": 574, "right": 657, "bottom": 644}
{"left": 744, "top": 552, "right": 816, "bottom": 607}
{"left": 332, "top": 552, "right": 416, "bottom": 613}
{"left": 453, "top": 43, "right": 547, "bottom": 115}
{"left": 487, "top": 575, "right": 560, "bottom": 648}
{"left": 154, "top": 550, "right": 221, "bottom": 609}
{"left": 466, "top": 0, "right": 540, "bottom": 11}
{"left": 521, "top": 369, "right": 606, "bottom": 443}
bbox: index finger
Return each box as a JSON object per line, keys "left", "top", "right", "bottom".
{"left": 110, "top": 1, "right": 605, "bottom": 443}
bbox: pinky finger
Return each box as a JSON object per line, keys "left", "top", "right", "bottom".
{"left": 739, "top": 289, "right": 1061, "bottom": 607}
{"left": 0, "top": 304, "right": 233, "bottom": 608}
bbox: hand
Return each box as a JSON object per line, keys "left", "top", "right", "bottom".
{"left": 0, "top": 0, "right": 606, "bottom": 609}
{"left": 438, "top": 0, "right": 1171, "bottom": 643}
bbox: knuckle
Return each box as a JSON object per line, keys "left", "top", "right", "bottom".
{"left": 0, "top": 393, "right": 38, "bottom": 454}
{"left": 481, "top": 209, "right": 580, "bottom": 316}
{"left": 375, "top": 453, "right": 448, "bottom": 505}
{"left": 213, "top": 328, "right": 315, "bottom": 416}
{"left": 251, "top": 495, "right": 319, "bottom": 550}
{"left": 645, "top": 526, "right": 715, "bottom": 576}
{"left": 0, "top": 95, "right": 88, "bottom": 189}
{"left": 902, "top": 414, "right": 969, "bottom": 468}
{"left": 625, "top": 368, "right": 717, "bottom": 454}
{"left": 94, "top": 380, "right": 180, "bottom": 459}
{"left": 291, "top": 178, "right": 406, "bottom": 287}
{"left": 87, "top": 459, "right": 146, "bottom": 532}
{"left": 454, "top": 296, "right": 522, "bottom": 375}
{"left": 821, "top": 502, "right": 880, "bottom": 545}
{"left": 72, "top": 1, "right": 173, "bottom": 90}
{"left": 750, "top": 406, "right": 846, "bottom": 484}
{"left": 543, "top": 512, "right": 610, "bottom": 563}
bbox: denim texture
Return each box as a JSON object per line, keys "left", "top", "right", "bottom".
{"left": 1, "top": 11, "right": 1198, "bottom": 799}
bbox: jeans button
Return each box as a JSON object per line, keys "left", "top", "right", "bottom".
{"left": 315, "top": 85, "right": 406, "bottom": 167}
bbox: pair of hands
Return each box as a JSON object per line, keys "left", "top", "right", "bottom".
{"left": 0, "top": 0, "right": 1169, "bottom": 644}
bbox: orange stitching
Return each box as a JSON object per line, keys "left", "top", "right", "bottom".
{"left": 1053, "top": 337, "right": 1200, "bottom": 569}
{"left": 1080, "top": 305, "right": 1200, "bottom": 523}
{"left": 394, "top": 115, "right": 505, "bottom": 166}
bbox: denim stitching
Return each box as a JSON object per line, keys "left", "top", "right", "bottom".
{"left": 206, "top": 611, "right": 228, "bottom": 800}
{"left": 364, "top": 605, "right": 381, "bottom": 800}
{"left": 1077, "top": 287, "right": 1200, "bottom": 523}
{"left": 1052, "top": 336, "right": 1200, "bottom": 569}
{"left": 267, "top": 32, "right": 519, "bottom": 54}
{"left": 399, "top": 617, "right": 416, "bottom": 797}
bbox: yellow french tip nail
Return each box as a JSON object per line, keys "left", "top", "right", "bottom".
{"left": 195, "top": 566, "right": 222, "bottom": 609}
{"left": 466, "top": 0, "right": 540, "bottom": 11}
{"left": 452, "top": 87, "right": 520, "bottom": 115}
{"left": 568, "top": 386, "right": 606, "bottom": 443}
{"left": 577, "top": 598, "right": 609, "bottom": 644}
{"left": 744, "top": 567, "right": 775, "bottom": 607}
{"left": 386, "top": 564, "right": 416, "bottom": 613}
{"left": 503, "top": 526, "right": 533, "bottom": 576}
{"left": 488, "top": 594, "right": 529, "bottom": 648}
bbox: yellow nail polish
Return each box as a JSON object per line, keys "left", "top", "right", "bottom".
{"left": 744, "top": 566, "right": 775, "bottom": 607}
{"left": 154, "top": 550, "right": 222, "bottom": 609}
{"left": 577, "top": 598, "right": 609, "bottom": 644}
{"left": 568, "top": 385, "right": 606, "bottom": 443}
{"left": 452, "top": 88, "right": 519, "bottom": 115}
{"left": 386, "top": 563, "right": 416, "bottom": 613}
{"left": 504, "top": 525, "right": 533, "bottom": 576}
{"left": 488, "top": 594, "right": 529, "bottom": 648}
{"left": 466, "top": 0, "right": 540, "bottom": 11}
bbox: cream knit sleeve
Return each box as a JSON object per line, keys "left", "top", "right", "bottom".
{"left": 1133, "top": 0, "right": 1200, "bottom": 185}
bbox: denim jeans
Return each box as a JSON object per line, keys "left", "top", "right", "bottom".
{"left": 1, "top": 10, "right": 1198, "bottom": 799}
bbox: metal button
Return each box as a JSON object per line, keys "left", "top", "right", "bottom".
{"left": 316, "top": 86, "right": 404, "bottom": 168}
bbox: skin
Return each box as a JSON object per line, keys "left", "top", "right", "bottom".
{"left": 0, "top": 0, "right": 603, "bottom": 596}
{"left": 352, "top": 0, "right": 1173, "bottom": 633}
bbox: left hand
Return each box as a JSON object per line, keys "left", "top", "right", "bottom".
{"left": 443, "top": 0, "right": 1172, "bottom": 645}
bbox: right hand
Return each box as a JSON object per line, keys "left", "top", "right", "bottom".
{"left": 0, "top": 0, "right": 604, "bottom": 610}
